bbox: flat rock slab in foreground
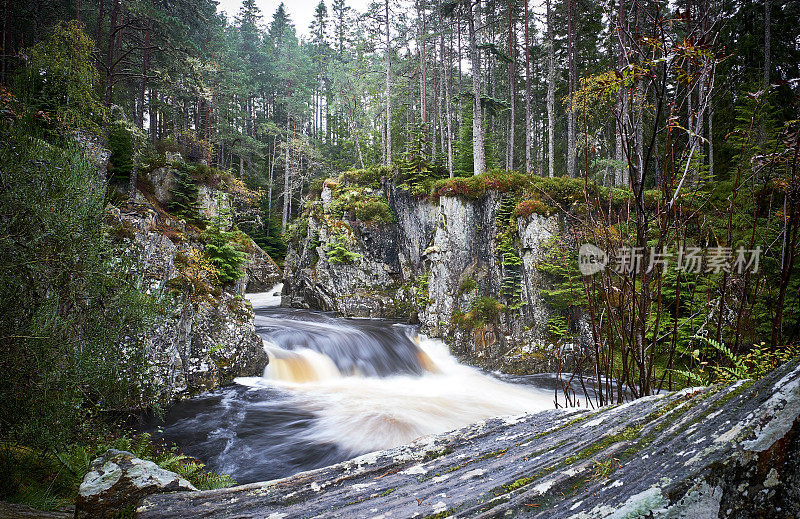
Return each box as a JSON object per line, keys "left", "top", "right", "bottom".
{"left": 139, "top": 360, "right": 800, "bottom": 518}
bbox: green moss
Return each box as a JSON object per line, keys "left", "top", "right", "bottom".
{"left": 430, "top": 170, "right": 530, "bottom": 201}
{"left": 423, "top": 448, "right": 453, "bottom": 461}
{"left": 563, "top": 425, "right": 642, "bottom": 466}
{"left": 420, "top": 510, "right": 454, "bottom": 519}
{"left": 457, "top": 277, "right": 477, "bottom": 296}
{"left": 522, "top": 411, "right": 602, "bottom": 443}
{"left": 452, "top": 297, "right": 504, "bottom": 329}
{"left": 415, "top": 270, "right": 430, "bottom": 308}
{"left": 341, "top": 165, "right": 392, "bottom": 189}
{"left": 476, "top": 448, "right": 508, "bottom": 461}
{"left": 328, "top": 185, "right": 395, "bottom": 224}
{"left": 503, "top": 476, "right": 536, "bottom": 493}
{"left": 529, "top": 175, "right": 586, "bottom": 207}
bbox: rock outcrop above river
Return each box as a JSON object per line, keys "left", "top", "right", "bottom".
{"left": 106, "top": 197, "right": 270, "bottom": 402}
{"left": 283, "top": 179, "right": 586, "bottom": 372}
{"left": 138, "top": 358, "right": 800, "bottom": 518}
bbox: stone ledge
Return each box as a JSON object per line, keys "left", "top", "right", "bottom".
{"left": 137, "top": 359, "right": 800, "bottom": 518}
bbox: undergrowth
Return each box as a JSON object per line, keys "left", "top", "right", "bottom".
{"left": 0, "top": 432, "right": 235, "bottom": 511}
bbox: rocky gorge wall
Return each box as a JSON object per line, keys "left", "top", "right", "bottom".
{"left": 104, "top": 157, "right": 281, "bottom": 403}
{"left": 283, "top": 179, "right": 589, "bottom": 374}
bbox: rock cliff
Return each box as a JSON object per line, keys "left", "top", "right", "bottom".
{"left": 106, "top": 200, "right": 269, "bottom": 402}
{"left": 137, "top": 358, "right": 800, "bottom": 518}
{"left": 103, "top": 153, "right": 280, "bottom": 402}
{"left": 283, "top": 179, "right": 586, "bottom": 373}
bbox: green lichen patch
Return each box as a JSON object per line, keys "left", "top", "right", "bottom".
{"left": 503, "top": 476, "right": 536, "bottom": 493}
{"left": 563, "top": 425, "right": 642, "bottom": 467}
{"left": 423, "top": 448, "right": 453, "bottom": 461}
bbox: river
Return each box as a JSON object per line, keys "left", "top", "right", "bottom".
{"left": 151, "top": 285, "right": 556, "bottom": 485}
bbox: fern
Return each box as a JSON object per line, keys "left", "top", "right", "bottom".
{"left": 668, "top": 368, "right": 707, "bottom": 386}
{"left": 670, "top": 335, "right": 794, "bottom": 385}
{"left": 694, "top": 335, "right": 747, "bottom": 380}
{"left": 190, "top": 471, "right": 238, "bottom": 490}
{"left": 495, "top": 196, "right": 525, "bottom": 310}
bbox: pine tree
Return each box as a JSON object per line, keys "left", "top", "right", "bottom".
{"left": 107, "top": 123, "right": 134, "bottom": 181}
{"left": 169, "top": 168, "right": 204, "bottom": 227}
{"left": 331, "top": 0, "right": 351, "bottom": 56}
{"left": 203, "top": 224, "right": 247, "bottom": 285}
{"left": 455, "top": 101, "right": 474, "bottom": 176}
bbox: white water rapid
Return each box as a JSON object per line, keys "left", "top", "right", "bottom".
{"left": 147, "top": 285, "right": 555, "bottom": 484}
{"left": 238, "top": 285, "right": 553, "bottom": 455}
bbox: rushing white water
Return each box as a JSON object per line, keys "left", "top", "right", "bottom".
{"left": 237, "top": 326, "right": 553, "bottom": 455}
{"left": 246, "top": 283, "right": 284, "bottom": 309}
{"left": 154, "top": 296, "right": 556, "bottom": 483}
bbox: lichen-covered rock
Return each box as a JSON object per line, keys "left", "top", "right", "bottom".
{"left": 143, "top": 158, "right": 232, "bottom": 228}
{"left": 76, "top": 450, "right": 196, "bottom": 519}
{"left": 283, "top": 185, "right": 415, "bottom": 319}
{"left": 146, "top": 163, "right": 178, "bottom": 203}
{"left": 283, "top": 181, "right": 584, "bottom": 374}
{"left": 186, "top": 293, "right": 267, "bottom": 388}
{"left": 107, "top": 201, "right": 268, "bottom": 402}
{"left": 236, "top": 242, "right": 282, "bottom": 294}
{"left": 138, "top": 359, "right": 800, "bottom": 518}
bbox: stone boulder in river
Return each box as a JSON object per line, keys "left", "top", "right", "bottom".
{"left": 137, "top": 358, "right": 800, "bottom": 518}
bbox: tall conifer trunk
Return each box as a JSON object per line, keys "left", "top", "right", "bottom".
{"left": 384, "top": 0, "right": 392, "bottom": 166}
{"left": 546, "top": 0, "right": 555, "bottom": 178}
{"left": 467, "top": 0, "right": 485, "bottom": 176}
{"left": 524, "top": 0, "right": 532, "bottom": 173}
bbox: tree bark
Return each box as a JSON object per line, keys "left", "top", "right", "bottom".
{"left": 634, "top": 1, "right": 644, "bottom": 183}
{"left": 566, "top": 0, "right": 576, "bottom": 178}
{"left": 467, "top": 0, "right": 485, "bottom": 176}
{"left": 384, "top": 0, "right": 392, "bottom": 166}
{"left": 137, "top": 23, "right": 151, "bottom": 129}
{"left": 546, "top": 0, "right": 555, "bottom": 178}
{"left": 1, "top": 0, "right": 10, "bottom": 84}
{"left": 524, "top": 0, "right": 532, "bottom": 173}
{"left": 420, "top": 3, "right": 428, "bottom": 147}
{"left": 764, "top": 0, "right": 770, "bottom": 88}
{"left": 708, "top": 105, "right": 714, "bottom": 180}
{"left": 267, "top": 135, "right": 276, "bottom": 235}
{"left": 614, "top": 0, "right": 628, "bottom": 186}
{"left": 282, "top": 124, "right": 291, "bottom": 233}
{"left": 506, "top": 1, "right": 516, "bottom": 171}
{"left": 445, "top": 22, "right": 454, "bottom": 177}
{"left": 103, "top": 0, "right": 121, "bottom": 108}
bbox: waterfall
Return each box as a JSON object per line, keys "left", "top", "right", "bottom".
{"left": 153, "top": 297, "right": 554, "bottom": 484}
